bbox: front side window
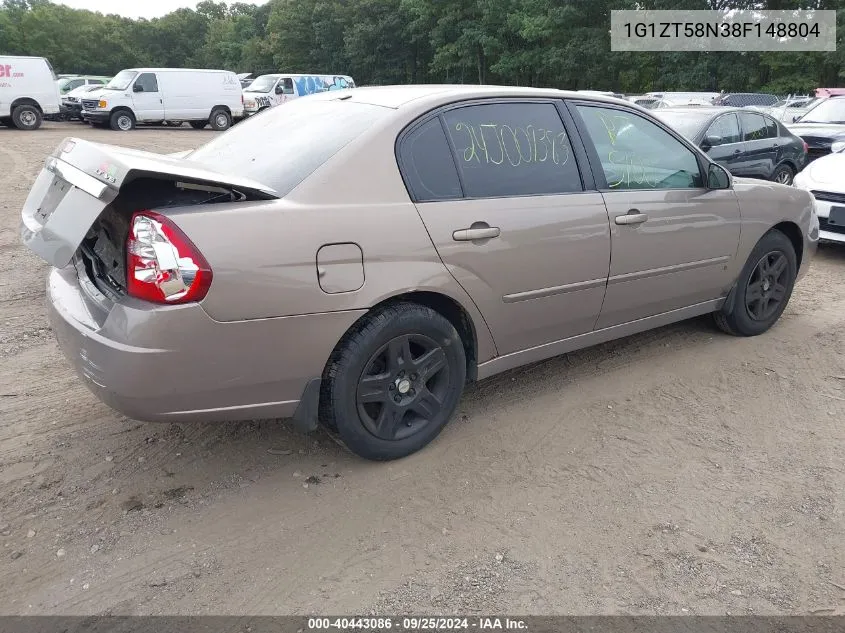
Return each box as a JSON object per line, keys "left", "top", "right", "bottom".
{"left": 739, "top": 112, "right": 769, "bottom": 141}
{"left": 134, "top": 73, "right": 158, "bottom": 93}
{"left": 280, "top": 78, "right": 295, "bottom": 95}
{"left": 706, "top": 113, "right": 741, "bottom": 144}
{"left": 576, "top": 105, "right": 703, "bottom": 190}
{"left": 441, "top": 102, "right": 583, "bottom": 198}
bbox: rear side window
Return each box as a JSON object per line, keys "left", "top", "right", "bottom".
{"left": 707, "top": 113, "right": 741, "bottom": 144}
{"left": 764, "top": 116, "right": 779, "bottom": 138}
{"left": 441, "top": 102, "right": 583, "bottom": 198}
{"left": 399, "top": 118, "right": 462, "bottom": 202}
{"left": 740, "top": 112, "right": 769, "bottom": 140}
{"left": 135, "top": 73, "right": 158, "bottom": 93}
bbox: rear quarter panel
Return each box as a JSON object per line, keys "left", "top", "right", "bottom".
{"left": 168, "top": 112, "right": 498, "bottom": 363}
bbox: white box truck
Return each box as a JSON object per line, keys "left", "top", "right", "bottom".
{"left": 0, "top": 56, "right": 61, "bottom": 130}
{"left": 80, "top": 68, "right": 245, "bottom": 131}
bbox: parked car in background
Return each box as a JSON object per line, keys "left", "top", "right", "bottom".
{"left": 794, "top": 144, "right": 845, "bottom": 243}
{"left": 0, "top": 55, "right": 61, "bottom": 130}
{"left": 242, "top": 73, "right": 355, "bottom": 115}
{"left": 57, "top": 75, "right": 110, "bottom": 95}
{"left": 577, "top": 90, "right": 626, "bottom": 100}
{"left": 627, "top": 95, "right": 660, "bottom": 108}
{"left": 712, "top": 93, "right": 779, "bottom": 108}
{"left": 647, "top": 91, "right": 721, "bottom": 103}
{"left": 237, "top": 72, "right": 253, "bottom": 88}
{"left": 787, "top": 96, "right": 845, "bottom": 163}
{"left": 81, "top": 68, "right": 244, "bottom": 131}
{"left": 655, "top": 106, "right": 807, "bottom": 184}
{"left": 20, "top": 86, "right": 817, "bottom": 461}
{"left": 60, "top": 83, "right": 106, "bottom": 120}
{"left": 752, "top": 96, "right": 820, "bottom": 122}
{"left": 653, "top": 97, "right": 713, "bottom": 109}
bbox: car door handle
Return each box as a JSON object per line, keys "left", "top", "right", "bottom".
{"left": 614, "top": 210, "right": 649, "bottom": 226}
{"left": 733, "top": 149, "right": 742, "bottom": 154}
{"left": 452, "top": 225, "right": 500, "bottom": 241}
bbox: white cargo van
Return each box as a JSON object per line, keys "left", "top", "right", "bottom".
{"left": 242, "top": 73, "right": 355, "bottom": 115}
{"left": 0, "top": 56, "right": 61, "bottom": 130}
{"left": 81, "top": 68, "right": 244, "bottom": 131}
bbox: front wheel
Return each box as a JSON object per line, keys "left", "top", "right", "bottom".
{"left": 11, "top": 104, "right": 42, "bottom": 130}
{"left": 209, "top": 108, "right": 231, "bottom": 131}
{"left": 109, "top": 110, "right": 135, "bottom": 131}
{"left": 772, "top": 164, "right": 795, "bottom": 186}
{"left": 321, "top": 303, "right": 466, "bottom": 461}
{"left": 714, "top": 229, "right": 797, "bottom": 336}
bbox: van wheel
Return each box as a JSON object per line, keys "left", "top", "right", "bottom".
{"left": 110, "top": 110, "right": 135, "bottom": 131}
{"left": 12, "top": 104, "right": 42, "bottom": 130}
{"left": 321, "top": 302, "right": 466, "bottom": 461}
{"left": 210, "top": 109, "right": 231, "bottom": 131}
{"left": 189, "top": 121, "right": 208, "bottom": 130}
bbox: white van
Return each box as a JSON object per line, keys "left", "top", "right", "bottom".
{"left": 242, "top": 73, "right": 355, "bottom": 115}
{"left": 0, "top": 56, "right": 61, "bottom": 130}
{"left": 81, "top": 68, "right": 244, "bottom": 131}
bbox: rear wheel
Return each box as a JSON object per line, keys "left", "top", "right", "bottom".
{"left": 110, "top": 110, "right": 135, "bottom": 131}
{"left": 209, "top": 108, "right": 231, "bottom": 131}
{"left": 11, "top": 104, "right": 42, "bottom": 130}
{"left": 321, "top": 303, "right": 466, "bottom": 461}
{"left": 189, "top": 121, "right": 208, "bottom": 130}
{"left": 772, "top": 163, "right": 795, "bottom": 186}
{"left": 714, "top": 229, "right": 797, "bottom": 337}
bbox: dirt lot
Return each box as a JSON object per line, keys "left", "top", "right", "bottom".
{"left": 0, "top": 123, "right": 844, "bottom": 616}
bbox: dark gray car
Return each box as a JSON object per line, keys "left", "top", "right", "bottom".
{"left": 655, "top": 107, "right": 808, "bottom": 185}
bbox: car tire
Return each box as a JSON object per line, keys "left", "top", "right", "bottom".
{"left": 11, "top": 104, "right": 42, "bottom": 130}
{"left": 772, "top": 163, "right": 795, "bottom": 186}
{"left": 209, "top": 108, "right": 231, "bottom": 131}
{"left": 189, "top": 121, "right": 208, "bottom": 130}
{"left": 110, "top": 110, "right": 135, "bottom": 131}
{"left": 321, "top": 302, "right": 467, "bottom": 461}
{"left": 714, "top": 229, "right": 797, "bottom": 337}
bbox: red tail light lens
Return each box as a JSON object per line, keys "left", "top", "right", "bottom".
{"left": 126, "top": 211, "right": 213, "bottom": 304}
{"left": 803, "top": 141, "right": 809, "bottom": 153}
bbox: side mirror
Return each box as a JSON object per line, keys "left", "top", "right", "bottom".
{"left": 707, "top": 162, "right": 732, "bottom": 190}
{"left": 133, "top": 84, "right": 143, "bottom": 93}
{"left": 702, "top": 135, "right": 723, "bottom": 149}
{"left": 275, "top": 84, "right": 284, "bottom": 95}
{"left": 792, "top": 115, "right": 801, "bottom": 123}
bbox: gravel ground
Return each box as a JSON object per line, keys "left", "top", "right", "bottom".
{"left": 0, "top": 122, "right": 844, "bottom": 616}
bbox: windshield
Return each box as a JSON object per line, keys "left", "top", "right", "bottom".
{"left": 105, "top": 70, "right": 137, "bottom": 91}
{"left": 799, "top": 98, "right": 845, "bottom": 124}
{"left": 653, "top": 112, "right": 713, "bottom": 139}
{"left": 188, "top": 97, "right": 387, "bottom": 196}
{"left": 245, "top": 75, "right": 279, "bottom": 93}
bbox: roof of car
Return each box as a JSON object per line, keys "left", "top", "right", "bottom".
{"left": 655, "top": 106, "right": 744, "bottom": 116}
{"left": 326, "top": 84, "right": 632, "bottom": 110}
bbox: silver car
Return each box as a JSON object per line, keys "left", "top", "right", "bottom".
{"left": 20, "top": 86, "right": 819, "bottom": 461}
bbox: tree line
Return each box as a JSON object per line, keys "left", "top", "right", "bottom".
{"left": 1, "top": 0, "right": 843, "bottom": 94}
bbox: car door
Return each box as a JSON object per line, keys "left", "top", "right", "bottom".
{"left": 700, "top": 112, "right": 747, "bottom": 175}
{"left": 399, "top": 100, "right": 611, "bottom": 355}
{"left": 130, "top": 72, "right": 164, "bottom": 122}
{"left": 569, "top": 101, "right": 742, "bottom": 329}
{"left": 738, "top": 111, "right": 778, "bottom": 178}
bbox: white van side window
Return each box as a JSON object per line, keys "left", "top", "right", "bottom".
{"left": 135, "top": 73, "right": 158, "bottom": 93}
{"left": 280, "top": 78, "right": 294, "bottom": 95}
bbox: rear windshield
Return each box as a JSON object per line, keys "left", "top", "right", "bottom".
{"left": 653, "top": 111, "right": 713, "bottom": 139}
{"left": 188, "top": 98, "right": 388, "bottom": 197}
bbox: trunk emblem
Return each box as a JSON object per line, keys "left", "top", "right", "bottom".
{"left": 96, "top": 163, "right": 117, "bottom": 183}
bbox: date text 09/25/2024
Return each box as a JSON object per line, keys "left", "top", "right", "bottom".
{"left": 307, "top": 617, "right": 528, "bottom": 630}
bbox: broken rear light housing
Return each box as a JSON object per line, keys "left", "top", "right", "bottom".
{"left": 126, "top": 211, "right": 213, "bottom": 304}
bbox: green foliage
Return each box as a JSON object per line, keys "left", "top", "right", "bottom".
{"left": 0, "top": 0, "right": 842, "bottom": 92}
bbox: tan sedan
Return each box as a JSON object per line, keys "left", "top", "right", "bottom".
{"left": 21, "top": 86, "right": 819, "bottom": 460}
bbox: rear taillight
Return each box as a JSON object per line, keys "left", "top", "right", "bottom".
{"left": 803, "top": 141, "right": 809, "bottom": 154}
{"left": 126, "top": 211, "right": 212, "bottom": 304}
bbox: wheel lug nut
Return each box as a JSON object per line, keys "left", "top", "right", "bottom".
{"left": 411, "top": 373, "right": 418, "bottom": 381}
{"left": 399, "top": 370, "right": 405, "bottom": 378}
{"left": 394, "top": 395, "right": 401, "bottom": 403}
{"left": 389, "top": 384, "right": 395, "bottom": 391}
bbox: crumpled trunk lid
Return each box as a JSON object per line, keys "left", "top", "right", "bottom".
{"left": 20, "top": 137, "right": 278, "bottom": 268}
